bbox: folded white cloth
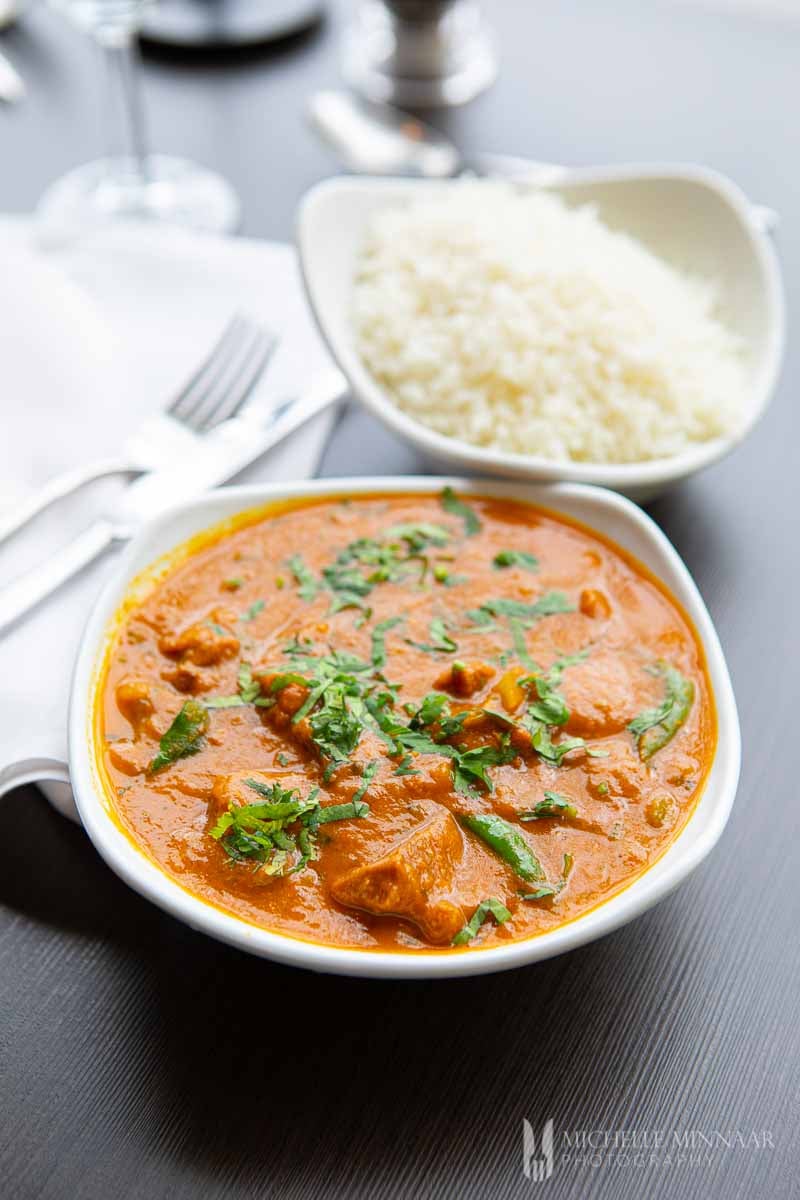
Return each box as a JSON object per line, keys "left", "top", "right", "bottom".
{"left": 0, "top": 220, "right": 338, "bottom": 797}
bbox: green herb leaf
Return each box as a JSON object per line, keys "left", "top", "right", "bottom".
{"left": 353, "top": 760, "right": 379, "bottom": 805}
{"left": 237, "top": 661, "right": 260, "bottom": 704}
{"left": 382, "top": 522, "right": 450, "bottom": 552}
{"left": 433, "top": 564, "right": 468, "bottom": 587}
{"left": 148, "top": 700, "right": 209, "bottom": 773}
{"left": 309, "top": 799, "right": 370, "bottom": 826}
{"left": 240, "top": 599, "right": 265, "bottom": 622}
{"left": 524, "top": 720, "right": 586, "bottom": 766}
{"left": 519, "top": 791, "right": 578, "bottom": 821}
{"left": 287, "top": 554, "right": 319, "bottom": 601}
{"left": 452, "top": 742, "right": 517, "bottom": 795}
{"left": 493, "top": 550, "right": 539, "bottom": 572}
{"left": 407, "top": 616, "right": 457, "bottom": 655}
{"left": 204, "top": 694, "right": 247, "bottom": 709}
{"left": 393, "top": 754, "right": 419, "bottom": 777}
{"left": 509, "top": 618, "right": 537, "bottom": 672}
{"left": 475, "top": 592, "right": 573, "bottom": 622}
{"left": 209, "top": 778, "right": 368, "bottom": 874}
{"left": 440, "top": 487, "right": 481, "bottom": 536}
{"left": 452, "top": 897, "right": 511, "bottom": 945}
{"left": 371, "top": 616, "right": 403, "bottom": 669}
{"left": 629, "top": 663, "right": 694, "bottom": 760}
{"left": 461, "top": 813, "right": 544, "bottom": 881}
{"left": 520, "top": 853, "right": 574, "bottom": 901}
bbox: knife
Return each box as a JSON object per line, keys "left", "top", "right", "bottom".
{"left": 0, "top": 368, "right": 346, "bottom": 635}
{"left": 0, "top": 48, "right": 24, "bottom": 103}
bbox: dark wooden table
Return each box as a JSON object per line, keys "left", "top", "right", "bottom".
{"left": 1, "top": 2, "right": 798, "bottom": 1197}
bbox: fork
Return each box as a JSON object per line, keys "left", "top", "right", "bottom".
{"left": 0, "top": 313, "right": 277, "bottom": 545}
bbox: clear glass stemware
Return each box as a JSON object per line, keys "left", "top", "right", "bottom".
{"left": 38, "top": 0, "right": 240, "bottom": 242}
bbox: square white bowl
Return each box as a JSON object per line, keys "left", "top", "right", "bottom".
{"left": 69, "top": 476, "right": 740, "bottom": 978}
{"left": 297, "top": 169, "right": 785, "bottom": 500}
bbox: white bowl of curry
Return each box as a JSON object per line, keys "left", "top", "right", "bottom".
{"left": 71, "top": 478, "right": 740, "bottom": 977}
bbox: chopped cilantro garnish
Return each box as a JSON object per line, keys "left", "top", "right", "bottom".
{"left": 629, "top": 663, "right": 694, "bottom": 759}
{"left": 205, "top": 661, "right": 262, "bottom": 709}
{"left": 287, "top": 554, "right": 319, "bottom": 601}
{"left": 352, "top": 760, "right": 379, "bottom": 804}
{"left": 433, "top": 564, "right": 468, "bottom": 587}
{"left": 452, "top": 742, "right": 517, "bottom": 794}
{"left": 393, "top": 754, "right": 419, "bottom": 777}
{"left": 210, "top": 780, "right": 368, "bottom": 874}
{"left": 371, "top": 616, "right": 403, "bottom": 669}
{"left": 240, "top": 599, "right": 265, "bottom": 622}
{"left": 493, "top": 550, "right": 539, "bottom": 572}
{"left": 471, "top": 593, "right": 573, "bottom": 623}
{"left": 311, "top": 798, "right": 370, "bottom": 825}
{"left": 452, "top": 897, "right": 511, "bottom": 945}
{"left": 148, "top": 700, "right": 209, "bottom": 774}
{"left": 440, "top": 487, "right": 481, "bottom": 536}
{"left": 520, "top": 853, "right": 574, "bottom": 901}
{"left": 520, "top": 792, "right": 578, "bottom": 821}
{"left": 407, "top": 616, "right": 457, "bottom": 655}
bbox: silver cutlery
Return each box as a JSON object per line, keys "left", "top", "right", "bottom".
{"left": 0, "top": 367, "right": 347, "bottom": 635}
{"left": 309, "top": 89, "right": 553, "bottom": 181}
{"left": 0, "top": 47, "right": 23, "bottom": 103}
{"left": 0, "top": 313, "right": 276, "bottom": 546}
{"left": 308, "top": 89, "right": 779, "bottom": 233}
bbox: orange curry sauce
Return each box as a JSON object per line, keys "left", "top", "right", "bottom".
{"left": 97, "top": 492, "right": 716, "bottom": 952}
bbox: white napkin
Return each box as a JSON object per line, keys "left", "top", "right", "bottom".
{"left": 0, "top": 220, "right": 339, "bottom": 799}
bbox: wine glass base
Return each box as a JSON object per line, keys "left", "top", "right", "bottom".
{"left": 139, "top": 0, "right": 324, "bottom": 49}
{"left": 36, "top": 154, "right": 241, "bottom": 246}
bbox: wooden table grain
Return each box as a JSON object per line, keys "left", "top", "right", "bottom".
{"left": 1, "top": 2, "right": 798, "bottom": 1197}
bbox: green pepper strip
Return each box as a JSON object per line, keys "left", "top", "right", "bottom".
{"left": 460, "top": 813, "right": 544, "bottom": 882}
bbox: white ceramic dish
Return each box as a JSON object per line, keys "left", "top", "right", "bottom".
{"left": 67, "top": 476, "right": 740, "bottom": 979}
{"left": 297, "top": 168, "right": 785, "bottom": 500}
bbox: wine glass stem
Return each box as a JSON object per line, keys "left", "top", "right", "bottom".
{"left": 97, "top": 24, "right": 149, "bottom": 184}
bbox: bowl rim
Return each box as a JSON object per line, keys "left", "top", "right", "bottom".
{"left": 296, "top": 165, "right": 785, "bottom": 491}
{"left": 68, "top": 475, "right": 741, "bottom": 979}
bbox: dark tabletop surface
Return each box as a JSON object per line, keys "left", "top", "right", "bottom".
{"left": 1, "top": 2, "right": 798, "bottom": 1197}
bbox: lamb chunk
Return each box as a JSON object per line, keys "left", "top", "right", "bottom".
{"left": 254, "top": 673, "right": 316, "bottom": 751}
{"left": 585, "top": 739, "right": 648, "bottom": 800}
{"left": 434, "top": 659, "right": 494, "bottom": 698}
{"left": 579, "top": 588, "right": 612, "bottom": 621}
{"left": 161, "top": 664, "right": 216, "bottom": 695}
{"left": 115, "top": 679, "right": 153, "bottom": 736}
{"left": 330, "top": 809, "right": 465, "bottom": 944}
{"left": 561, "top": 651, "right": 639, "bottom": 738}
{"left": 526, "top": 613, "right": 597, "bottom": 662}
{"left": 159, "top": 614, "right": 240, "bottom": 666}
{"left": 254, "top": 672, "right": 309, "bottom": 723}
{"left": 115, "top": 678, "right": 182, "bottom": 739}
{"left": 107, "top": 740, "right": 153, "bottom": 777}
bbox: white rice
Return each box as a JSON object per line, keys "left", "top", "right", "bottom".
{"left": 352, "top": 183, "right": 745, "bottom": 464}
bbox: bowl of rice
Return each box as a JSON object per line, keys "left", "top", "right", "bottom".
{"left": 297, "top": 169, "right": 784, "bottom": 498}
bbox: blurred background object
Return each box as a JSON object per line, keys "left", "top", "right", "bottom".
{"left": 37, "top": 0, "right": 240, "bottom": 241}
{"left": 342, "top": 0, "right": 496, "bottom": 107}
{"left": 0, "top": 0, "right": 20, "bottom": 28}
{"left": 0, "top": 45, "right": 23, "bottom": 100}
{"left": 140, "top": 0, "right": 324, "bottom": 51}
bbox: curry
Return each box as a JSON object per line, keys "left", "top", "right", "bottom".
{"left": 97, "top": 490, "right": 715, "bottom": 952}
